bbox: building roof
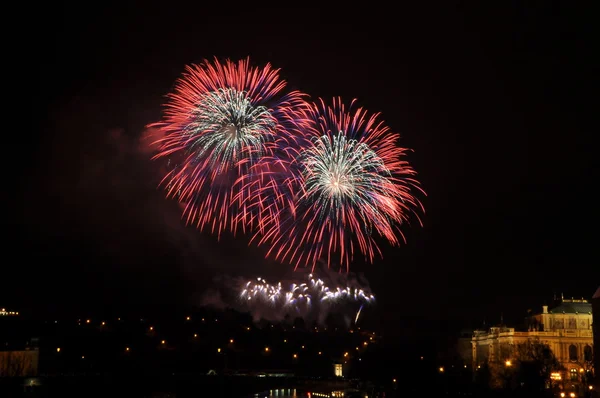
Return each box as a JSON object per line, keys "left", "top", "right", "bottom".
{"left": 549, "top": 300, "right": 592, "bottom": 314}
{"left": 593, "top": 286, "right": 600, "bottom": 299}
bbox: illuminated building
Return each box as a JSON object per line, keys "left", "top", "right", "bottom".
{"left": 0, "top": 350, "right": 39, "bottom": 377}
{"left": 471, "top": 296, "right": 593, "bottom": 384}
{"left": 592, "top": 286, "right": 599, "bottom": 391}
{"left": 334, "top": 363, "right": 343, "bottom": 377}
{"left": 0, "top": 308, "right": 19, "bottom": 316}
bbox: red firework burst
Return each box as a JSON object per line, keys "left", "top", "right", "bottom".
{"left": 252, "top": 97, "right": 425, "bottom": 272}
{"left": 151, "top": 57, "right": 311, "bottom": 237}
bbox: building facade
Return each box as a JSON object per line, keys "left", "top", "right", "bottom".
{"left": 0, "top": 349, "right": 39, "bottom": 377}
{"left": 592, "top": 287, "right": 600, "bottom": 390}
{"left": 472, "top": 298, "right": 594, "bottom": 384}
{"left": 0, "top": 308, "right": 19, "bottom": 316}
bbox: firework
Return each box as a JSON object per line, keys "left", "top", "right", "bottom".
{"left": 354, "top": 304, "right": 364, "bottom": 324}
{"left": 151, "top": 57, "right": 310, "bottom": 237}
{"left": 254, "top": 97, "right": 424, "bottom": 271}
{"left": 239, "top": 273, "right": 374, "bottom": 324}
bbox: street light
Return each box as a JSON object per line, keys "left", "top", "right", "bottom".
{"left": 505, "top": 360, "right": 512, "bottom": 367}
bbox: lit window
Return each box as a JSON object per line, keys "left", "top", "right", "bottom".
{"left": 570, "top": 368, "right": 578, "bottom": 381}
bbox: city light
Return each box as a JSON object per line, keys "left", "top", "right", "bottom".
{"left": 3, "top": 311, "right": 392, "bottom": 383}
{"left": 505, "top": 360, "right": 512, "bottom": 367}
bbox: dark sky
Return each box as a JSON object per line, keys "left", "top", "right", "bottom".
{"left": 5, "top": 2, "right": 597, "bottom": 341}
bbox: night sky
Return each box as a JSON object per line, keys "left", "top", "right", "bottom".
{"left": 6, "top": 3, "right": 597, "bottom": 343}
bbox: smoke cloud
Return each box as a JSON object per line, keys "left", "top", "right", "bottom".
{"left": 14, "top": 96, "right": 275, "bottom": 314}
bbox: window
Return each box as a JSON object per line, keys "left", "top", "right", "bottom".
{"left": 553, "top": 319, "right": 564, "bottom": 329}
{"left": 583, "top": 345, "right": 592, "bottom": 362}
{"left": 569, "top": 344, "right": 578, "bottom": 361}
{"left": 570, "top": 368, "right": 578, "bottom": 381}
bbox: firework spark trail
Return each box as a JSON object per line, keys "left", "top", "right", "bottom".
{"left": 239, "top": 273, "right": 375, "bottom": 322}
{"left": 150, "top": 57, "right": 311, "bottom": 238}
{"left": 355, "top": 304, "right": 363, "bottom": 324}
{"left": 253, "top": 97, "right": 425, "bottom": 271}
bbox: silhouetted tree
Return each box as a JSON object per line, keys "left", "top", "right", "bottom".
{"left": 513, "top": 338, "right": 563, "bottom": 393}
{"left": 473, "top": 361, "right": 492, "bottom": 392}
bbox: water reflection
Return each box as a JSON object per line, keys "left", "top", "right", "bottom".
{"left": 251, "top": 388, "right": 302, "bottom": 397}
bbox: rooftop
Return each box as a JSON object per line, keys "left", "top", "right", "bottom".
{"left": 549, "top": 299, "right": 592, "bottom": 314}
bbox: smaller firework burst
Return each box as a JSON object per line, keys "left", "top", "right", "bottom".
{"left": 239, "top": 273, "right": 375, "bottom": 324}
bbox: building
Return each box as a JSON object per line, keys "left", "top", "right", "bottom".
{"left": 0, "top": 308, "right": 19, "bottom": 316}
{"left": 0, "top": 349, "right": 39, "bottom": 377}
{"left": 593, "top": 286, "right": 600, "bottom": 390}
{"left": 334, "top": 363, "right": 343, "bottom": 377}
{"left": 456, "top": 329, "right": 474, "bottom": 366}
{"left": 472, "top": 297, "right": 593, "bottom": 384}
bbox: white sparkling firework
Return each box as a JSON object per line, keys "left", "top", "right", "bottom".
{"left": 239, "top": 273, "right": 375, "bottom": 323}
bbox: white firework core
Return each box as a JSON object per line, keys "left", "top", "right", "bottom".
{"left": 185, "top": 88, "right": 276, "bottom": 170}
{"left": 301, "top": 131, "right": 391, "bottom": 215}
